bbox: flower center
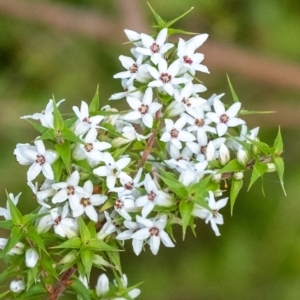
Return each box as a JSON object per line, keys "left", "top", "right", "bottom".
{"left": 114, "top": 199, "right": 123, "bottom": 210}
{"left": 124, "top": 182, "right": 134, "bottom": 190}
{"left": 66, "top": 186, "right": 75, "bottom": 196}
{"left": 160, "top": 73, "right": 172, "bottom": 84}
{"left": 200, "top": 145, "right": 207, "bottom": 155}
{"left": 170, "top": 128, "right": 179, "bottom": 138}
{"left": 110, "top": 167, "right": 120, "bottom": 176}
{"left": 182, "top": 97, "right": 191, "bottom": 107}
{"left": 183, "top": 55, "right": 193, "bottom": 65}
{"left": 149, "top": 227, "right": 159, "bottom": 236}
{"left": 220, "top": 114, "right": 229, "bottom": 124}
{"left": 212, "top": 210, "right": 219, "bottom": 218}
{"left": 36, "top": 155, "right": 45, "bottom": 165}
{"left": 83, "top": 117, "right": 91, "bottom": 124}
{"left": 129, "top": 63, "right": 138, "bottom": 73}
{"left": 138, "top": 104, "right": 149, "bottom": 115}
{"left": 150, "top": 42, "right": 160, "bottom": 53}
{"left": 54, "top": 216, "right": 62, "bottom": 225}
{"left": 195, "top": 118, "right": 205, "bottom": 127}
{"left": 80, "top": 197, "right": 91, "bottom": 207}
{"left": 147, "top": 190, "right": 156, "bottom": 201}
{"left": 84, "top": 143, "right": 94, "bottom": 152}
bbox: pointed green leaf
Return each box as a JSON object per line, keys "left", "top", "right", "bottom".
{"left": 132, "top": 141, "right": 145, "bottom": 150}
{"left": 55, "top": 140, "right": 71, "bottom": 170}
{"left": 218, "top": 159, "right": 245, "bottom": 174}
{"left": 62, "top": 128, "right": 84, "bottom": 144}
{"left": 22, "top": 213, "right": 48, "bottom": 225}
{"left": 52, "top": 237, "right": 82, "bottom": 249}
{"left": 227, "top": 75, "right": 239, "bottom": 103}
{"left": 273, "top": 127, "right": 283, "bottom": 155}
{"left": 101, "top": 123, "right": 123, "bottom": 137}
{"left": 230, "top": 179, "right": 243, "bottom": 215}
{"left": 27, "top": 265, "right": 39, "bottom": 290}
{"left": 81, "top": 248, "right": 93, "bottom": 280}
{"left": 7, "top": 196, "right": 22, "bottom": 225}
{"left": 87, "top": 221, "right": 96, "bottom": 238}
{"left": 274, "top": 156, "right": 286, "bottom": 195}
{"left": 167, "top": 28, "right": 198, "bottom": 36}
{"left": 239, "top": 109, "right": 276, "bottom": 115}
{"left": 79, "top": 217, "right": 91, "bottom": 241}
{"left": 248, "top": 159, "right": 268, "bottom": 191}
{"left": 158, "top": 174, "right": 189, "bottom": 198}
{"left": 73, "top": 159, "right": 93, "bottom": 174}
{"left": 26, "top": 225, "right": 46, "bottom": 252}
{"left": 3, "top": 226, "right": 23, "bottom": 255}
{"left": 52, "top": 99, "right": 64, "bottom": 130}
{"left": 89, "top": 85, "right": 100, "bottom": 113}
{"left": 179, "top": 200, "right": 194, "bottom": 239}
{"left": 89, "top": 239, "right": 120, "bottom": 252}
{"left": 147, "top": 2, "right": 165, "bottom": 26}
{"left": 0, "top": 266, "right": 15, "bottom": 284}
{"left": 17, "top": 283, "right": 47, "bottom": 299}
{"left": 38, "top": 128, "right": 56, "bottom": 141}
{"left": 52, "top": 158, "right": 63, "bottom": 182}
{"left": 70, "top": 279, "right": 91, "bottom": 300}
{"left": 64, "top": 116, "right": 77, "bottom": 128}
{"left": 106, "top": 241, "right": 122, "bottom": 273}
{"left": 165, "top": 7, "right": 194, "bottom": 28}
{"left": 25, "top": 119, "right": 49, "bottom": 134}
{"left": 0, "top": 219, "right": 14, "bottom": 230}
{"left": 93, "top": 254, "right": 112, "bottom": 269}
{"left": 40, "top": 255, "right": 58, "bottom": 278}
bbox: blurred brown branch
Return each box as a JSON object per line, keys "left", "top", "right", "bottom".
{"left": 0, "top": 0, "right": 300, "bottom": 91}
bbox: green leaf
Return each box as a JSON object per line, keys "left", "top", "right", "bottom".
{"left": 73, "top": 159, "right": 93, "bottom": 174}
{"left": 132, "top": 141, "right": 145, "bottom": 150}
{"left": 147, "top": 2, "right": 165, "bottom": 26}
{"left": 165, "top": 7, "right": 194, "bottom": 28}
{"left": 62, "top": 128, "right": 84, "bottom": 144}
{"left": 230, "top": 179, "right": 243, "bottom": 215}
{"left": 38, "top": 128, "right": 56, "bottom": 141}
{"left": 79, "top": 217, "right": 91, "bottom": 241}
{"left": 55, "top": 140, "right": 71, "bottom": 170}
{"left": 89, "top": 85, "right": 99, "bottom": 113}
{"left": 27, "top": 265, "right": 39, "bottom": 290}
{"left": 3, "top": 226, "right": 23, "bottom": 255}
{"left": 106, "top": 241, "right": 122, "bottom": 273}
{"left": 167, "top": 28, "right": 198, "bottom": 36}
{"left": 101, "top": 123, "right": 123, "bottom": 137}
{"left": 239, "top": 109, "right": 276, "bottom": 115}
{"left": 7, "top": 196, "right": 22, "bottom": 225}
{"left": 70, "top": 279, "right": 91, "bottom": 300}
{"left": 0, "top": 266, "right": 15, "bottom": 284}
{"left": 218, "top": 159, "right": 245, "bottom": 174}
{"left": 93, "top": 254, "right": 112, "bottom": 269}
{"left": 64, "top": 116, "right": 77, "bottom": 128}
{"left": 52, "top": 237, "right": 82, "bottom": 249}
{"left": 0, "top": 219, "right": 14, "bottom": 230}
{"left": 17, "top": 283, "right": 47, "bottom": 299}
{"left": 274, "top": 156, "right": 286, "bottom": 195}
{"left": 227, "top": 74, "right": 239, "bottom": 103}
{"left": 0, "top": 291, "right": 10, "bottom": 299}
{"left": 52, "top": 158, "right": 63, "bottom": 182}
{"left": 87, "top": 221, "right": 96, "bottom": 238}
{"left": 22, "top": 213, "right": 47, "bottom": 225}
{"left": 81, "top": 248, "right": 93, "bottom": 280}
{"left": 52, "top": 99, "right": 64, "bottom": 130}
{"left": 158, "top": 174, "right": 189, "bottom": 198}
{"left": 40, "top": 255, "right": 58, "bottom": 279}
{"left": 89, "top": 239, "right": 120, "bottom": 252}
{"left": 248, "top": 159, "right": 268, "bottom": 191}
{"left": 25, "top": 119, "right": 49, "bottom": 134}
{"left": 273, "top": 127, "right": 283, "bottom": 155}
{"left": 26, "top": 225, "right": 47, "bottom": 252}
{"left": 179, "top": 200, "right": 194, "bottom": 239}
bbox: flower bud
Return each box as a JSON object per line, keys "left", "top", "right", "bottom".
{"left": 236, "top": 149, "right": 249, "bottom": 166}
{"left": 96, "top": 274, "right": 109, "bottom": 297}
{"left": 251, "top": 138, "right": 260, "bottom": 155}
{"left": 10, "top": 280, "right": 25, "bottom": 293}
{"left": 58, "top": 250, "right": 77, "bottom": 265}
{"left": 211, "top": 172, "right": 222, "bottom": 183}
{"left": 206, "top": 141, "right": 215, "bottom": 161}
{"left": 214, "top": 189, "right": 223, "bottom": 197}
{"left": 219, "top": 144, "right": 230, "bottom": 166}
{"left": 233, "top": 171, "right": 244, "bottom": 180}
{"left": 25, "top": 248, "right": 39, "bottom": 268}
{"left": 266, "top": 163, "right": 276, "bottom": 173}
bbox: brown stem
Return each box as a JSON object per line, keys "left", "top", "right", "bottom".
{"left": 48, "top": 266, "right": 76, "bottom": 300}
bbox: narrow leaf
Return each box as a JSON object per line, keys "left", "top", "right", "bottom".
{"left": 89, "top": 85, "right": 99, "bottom": 113}
{"left": 3, "top": 226, "right": 23, "bottom": 255}
{"left": 165, "top": 7, "right": 194, "bottom": 28}
{"left": 25, "top": 120, "right": 48, "bottom": 134}
{"left": 38, "top": 128, "right": 56, "bottom": 141}
{"left": 230, "top": 179, "right": 243, "bottom": 215}
{"left": 52, "top": 99, "right": 64, "bottom": 130}
{"left": 0, "top": 219, "right": 14, "bottom": 230}
{"left": 70, "top": 279, "right": 91, "bottom": 300}
{"left": 274, "top": 156, "right": 286, "bottom": 195}
{"left": 62, "top": 128, "right": 84, "bottom": 144}
{"left": 55, "top": 140, "right": 71, "bottom": 170}
{"left": 52, "top": 158, "right": 63, "bottom": 182}
{"left": 168, "top": 28, "right": 198, "bottom": 36}
{"left": 7, "top": 196, "right": 23, "bottom": 225}
{"left": 273, "top": 127, "right": 283, "bottom": 155}
{"left": 89, "top": 239, "right": 120, "bottom": 252}
{"left": 227, "top": 74, "right": 239, "bottom": 103}
{"left": 52, "top": 237, "right": 82, "bottom": 249}
{"left": 81, "top": 248, "right": 93, "bottom": 280}
{"left": 218, "top": 159, "right": 245, "bottom": 174}
{"left": 79, "top": 217, "right": 91, "bottom": 241}
{"left": 179, "top": 200, "right": 194, "bottom": 240}
{"left": 248, "top": 159, "right": 268, "bottom": 191}
{"left": 26, "top": 225, "right": 47, "bottom": 252}
{"left": 147, "top": 2, "right": 165, "bottom": 26}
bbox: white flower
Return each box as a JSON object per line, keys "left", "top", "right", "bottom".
{"left": 114, "top": 274, "right": 141, "bottom": 300}
{"left": 114, "top": 195, "right": 136, "bottom": 220}
{"left": 148, "top": 59, "right": 189, "bottom": 95}
{"left": 136, "top": 174, "right": 173, "bottom": 218}
{"left": 206, "top": 97, "right": 245, "bottom": 136}
{"left": 21, "top": 99, "right": 65, "bottom": 128}
{"left": 72, "top": 101, "right": 104, "bottom": 139}
{"left": 131, "top": 215, "right": 174, "bottom": 255}
{"left": 219, "top": 144, "right": 230, "bottom": 166}
{"left": 236, "top": 149, "right": 249, "bottom": 166}
{"left": 93, "top": 152, "right": 131, "bottom": 190}
{"left": 123, "top": 87, "right": 162, "bottom": 128}
{"left": 135, "top": 28, "right": 174, "bottom": 64}
{"left": 0, "top": 192, "right": 21, "bottom": 220}
{"left": 177, "top": 34, "right": 209, "bottom": 74}
{"left": 192, "top": 191, "right": 228, "bottom": 236}
{"left": 14, "top": 140, "right": 57, "bottom": 181}
{"left": 109, "top": 80, "right": 143, "bottom": 100}
{"left": 10, "top": 280, "right": 25, "bottom": 293}
{"left": 72, "top": 180, "right": 107, "bottom": 222}
{"left": 27, "top": 181, "right": 55, "bottom": 208}
{"left": 25, "top": 248, "right": 39, "bottom": 268}
{"left": 164, "top": 145, "right": 192, "bottom": 171}
{"left": 124, "top": 29, "right": 142, "bottom": 46}
{"left": 114, "top": 54, "right": 150, "bottom": 85}
{"left": 52, "top": 170, "right": 88, "bottom": 211}
{"left": 160, "top": 115, "right": 196, "bottom": 149}
{"left": 0, "top": 238, "right": 24, "bottom": 255}
{"left": 116, "top": 220, "right": 145, "bottom": 256}
{"left": 51, "top": 203, "right": 78, "bottom": 238}
{"left": 97, "top": 211, "right": 119, "bottom": 240}
{"left": 95, "top": 274, "right": 109, "bottom": 297}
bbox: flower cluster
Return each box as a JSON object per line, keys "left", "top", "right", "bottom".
{"left": 0, "top": 6, "right": 284, "bottom": 300}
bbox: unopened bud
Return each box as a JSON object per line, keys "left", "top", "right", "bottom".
{"left": 214, "top": 189, "right": 223, "bottom": 197}
{"left": 219, "top": 144, "right": 230, "bottom": 166}
{"left": 236, "top": 149, "right": 249, "bottom": 166}
{"left": 211, "top": 172, "right": 222, "bottom": 183}
{"left": 233, "top": 171, "right": 244, "bottom": 180}
{"left": 25, "top": 248, "right": 39, "bottom": 268}
{"left": 251, "top": 138, "right": 260, "bottom": 155}
{"left": 10, "top": 280, "right": 25, "bottom": 293}
{"left": 267, "top": 163, "right": 276, "bottom": 173}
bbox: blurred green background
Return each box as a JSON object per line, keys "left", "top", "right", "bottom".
{"left": 0, "top": 0, "right": 300, "bottom": 299}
